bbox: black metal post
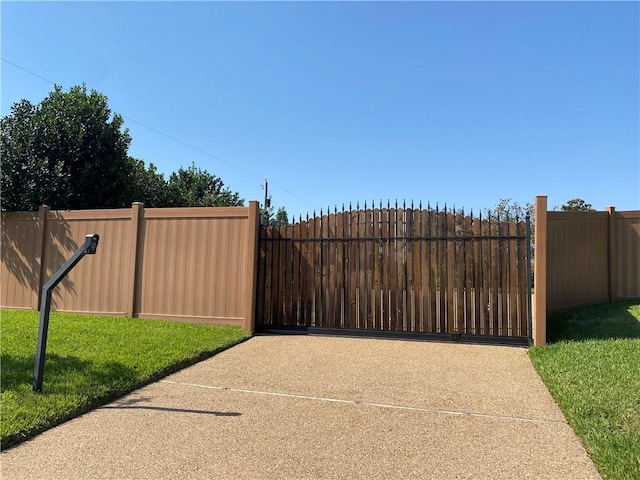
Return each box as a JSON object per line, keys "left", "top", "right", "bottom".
{"left": 33, "top": 234, "right": 100, "bottom": 392}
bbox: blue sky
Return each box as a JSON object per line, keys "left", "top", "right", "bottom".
{"left": 2, "top": 1, "right": 639, "bottom": 218}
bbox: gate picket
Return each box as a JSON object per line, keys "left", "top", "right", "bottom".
{"left": 464, "top": 213, "right": 473, "bottom": 334}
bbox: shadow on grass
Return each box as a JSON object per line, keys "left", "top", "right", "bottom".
{"left": 1, "top": 353, "right": 142, "bottom": 450}
{"left": 0, "top": 352, "right": 138, "bottom": 395}
{"left": 547, "top": 299, "right": 640, "bottom": 343}
{"left": 0, "top": 335, "right": 252, "bottom": 397}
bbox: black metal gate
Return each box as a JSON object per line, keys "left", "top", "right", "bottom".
{"left": 256, "top": 202, "right": 532, "bottom": 344}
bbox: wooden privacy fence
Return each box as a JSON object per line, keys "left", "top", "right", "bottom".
{"left": 5, "top": 196, "right": 635, "bottom": 346}
{"left": 1, "top": 202, "right": 260, "bottom": 331}
{"left": 257, "top": 202, "right": 532, "bottom": 343}
{"left": 534, "top": 197, "right": 640, "bottom": 315}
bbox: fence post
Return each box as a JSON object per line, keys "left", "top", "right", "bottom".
{"left": 33, "top": 205, "right": 51, "bottom": 311}
{"left": 533, "top": 195, "right": 547, "bottom": 346}
{"left": 126, "top": 202, "right": 144, "bottom": 317}
{"left": 243, "top": 201, "right": 260, "bottom": 333}
{"left": 606, "top": 206, "right": 617, "bottom": 302}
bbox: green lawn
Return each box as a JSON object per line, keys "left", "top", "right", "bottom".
{"left": 529, "top": 300, "right": 640, "bottom": 480}
{"left": 0, "top": 310, "right": 251, "bottom": 450}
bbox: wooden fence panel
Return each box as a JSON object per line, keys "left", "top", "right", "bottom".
{"left": 45, "top": 209, "right": 132, "bottom": 316}
{"left": 547, "top": 212, "right": 609, "bottom": 311}
{"left": 1, "top": 212, "right": 42, "bottom": 309}
{"left": 615, "top": 212, "right": 640, "bottom": 298}
{"left": 534, "top": 203, "right": 639, "bottom": 344}
{"left": 2, "top": 202, "right": 260, "bottom": 332}
{"left": 135, "top": 206, "right": 258, "bottom": 329}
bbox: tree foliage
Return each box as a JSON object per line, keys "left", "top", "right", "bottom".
{"left": 165, "top": 164, "right": 243, "bottom": 207}
{"left": 485, "top": 198, "right": 535, "bottom": 252}
{"left": 1, "top": 84, "right": 133, "bottom": 210}
{"left": 560, "top": 198, "right": 595, "bottom": 212}
{"left": 260, "top": 202, "right": 289, "bottom": 226}
{"left": 484, "top": 198, "right": 534, "bottom": 220}
{"left": 271, "top": 206, "right": 290, "bottom": 226}
{"left": 1, "top": 84, "right": 243, "bottom": 211}
{"left": 128, "top": 158, "right": 171, "bottom": 207}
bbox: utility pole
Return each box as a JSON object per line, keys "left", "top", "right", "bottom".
{"left": 263, "top": 180, "right": 270, "bottom": 226}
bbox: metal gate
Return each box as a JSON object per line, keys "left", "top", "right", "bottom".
{"left": 256, "top": 202, "right": 532, "bottom": 344}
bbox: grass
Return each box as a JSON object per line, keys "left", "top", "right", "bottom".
{"left": 529, "top": 300, "right": 640, "bottom": 480}
{"left": 0, "top": 309, "right": 251, "bottom": 450}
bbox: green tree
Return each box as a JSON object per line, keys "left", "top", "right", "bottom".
{"left": 165, "top": 164, "right": 243, "bottom": 207}
{"left": 1, "top": 84, "right": 134, "bottom": 211}
{"left": 271, "top": 206, "right": 290, "bottom": 226}
{"left": 484, "top": 198, "right": 534, "bottom": 220}
{"left": 560, "top": 198, "right": 595, "bottom": 211}
{"left": 1, "top": 84, "right": 245, "bottom": 211}
{"left": 485, "top": 198, "right": 535, "bottom": 253}
{"left": 260, "top": 201, "right": 289, "bottom": 226}
{"left": 128, "top": 158, "right": 170, "bottom": 207}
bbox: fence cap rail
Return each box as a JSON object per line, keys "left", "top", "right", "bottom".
{"left": 46, "top": 209, "right": 132, "bottom": 220}
{"left": 547, "top": 211, "right": 610, "bottom": 219}
{"left": 616, "top": 210, "right": 640, "bottom": 218}
{"left": 143, "top": 206, "right": 251, "bottom": 219}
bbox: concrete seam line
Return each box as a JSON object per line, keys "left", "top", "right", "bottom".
{"left": 159, "top": 380, "right": 566, "bottom": 426}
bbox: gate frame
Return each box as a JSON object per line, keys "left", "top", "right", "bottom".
{"left": 256, "top": 202, "right": 533, "bottom": 346}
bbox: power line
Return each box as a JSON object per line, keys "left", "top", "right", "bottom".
{"left": 120, "top": 115, "right": 263, "bottom": 181}
{"left": 1, "top": 58, "right": 57, "bottom": 86}
{"left": 1, "top": 57, "right": 319, "bottom": 210}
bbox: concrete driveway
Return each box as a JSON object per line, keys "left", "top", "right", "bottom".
{"left": 2, "top": 335, "right": 600, "bottom": 479}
